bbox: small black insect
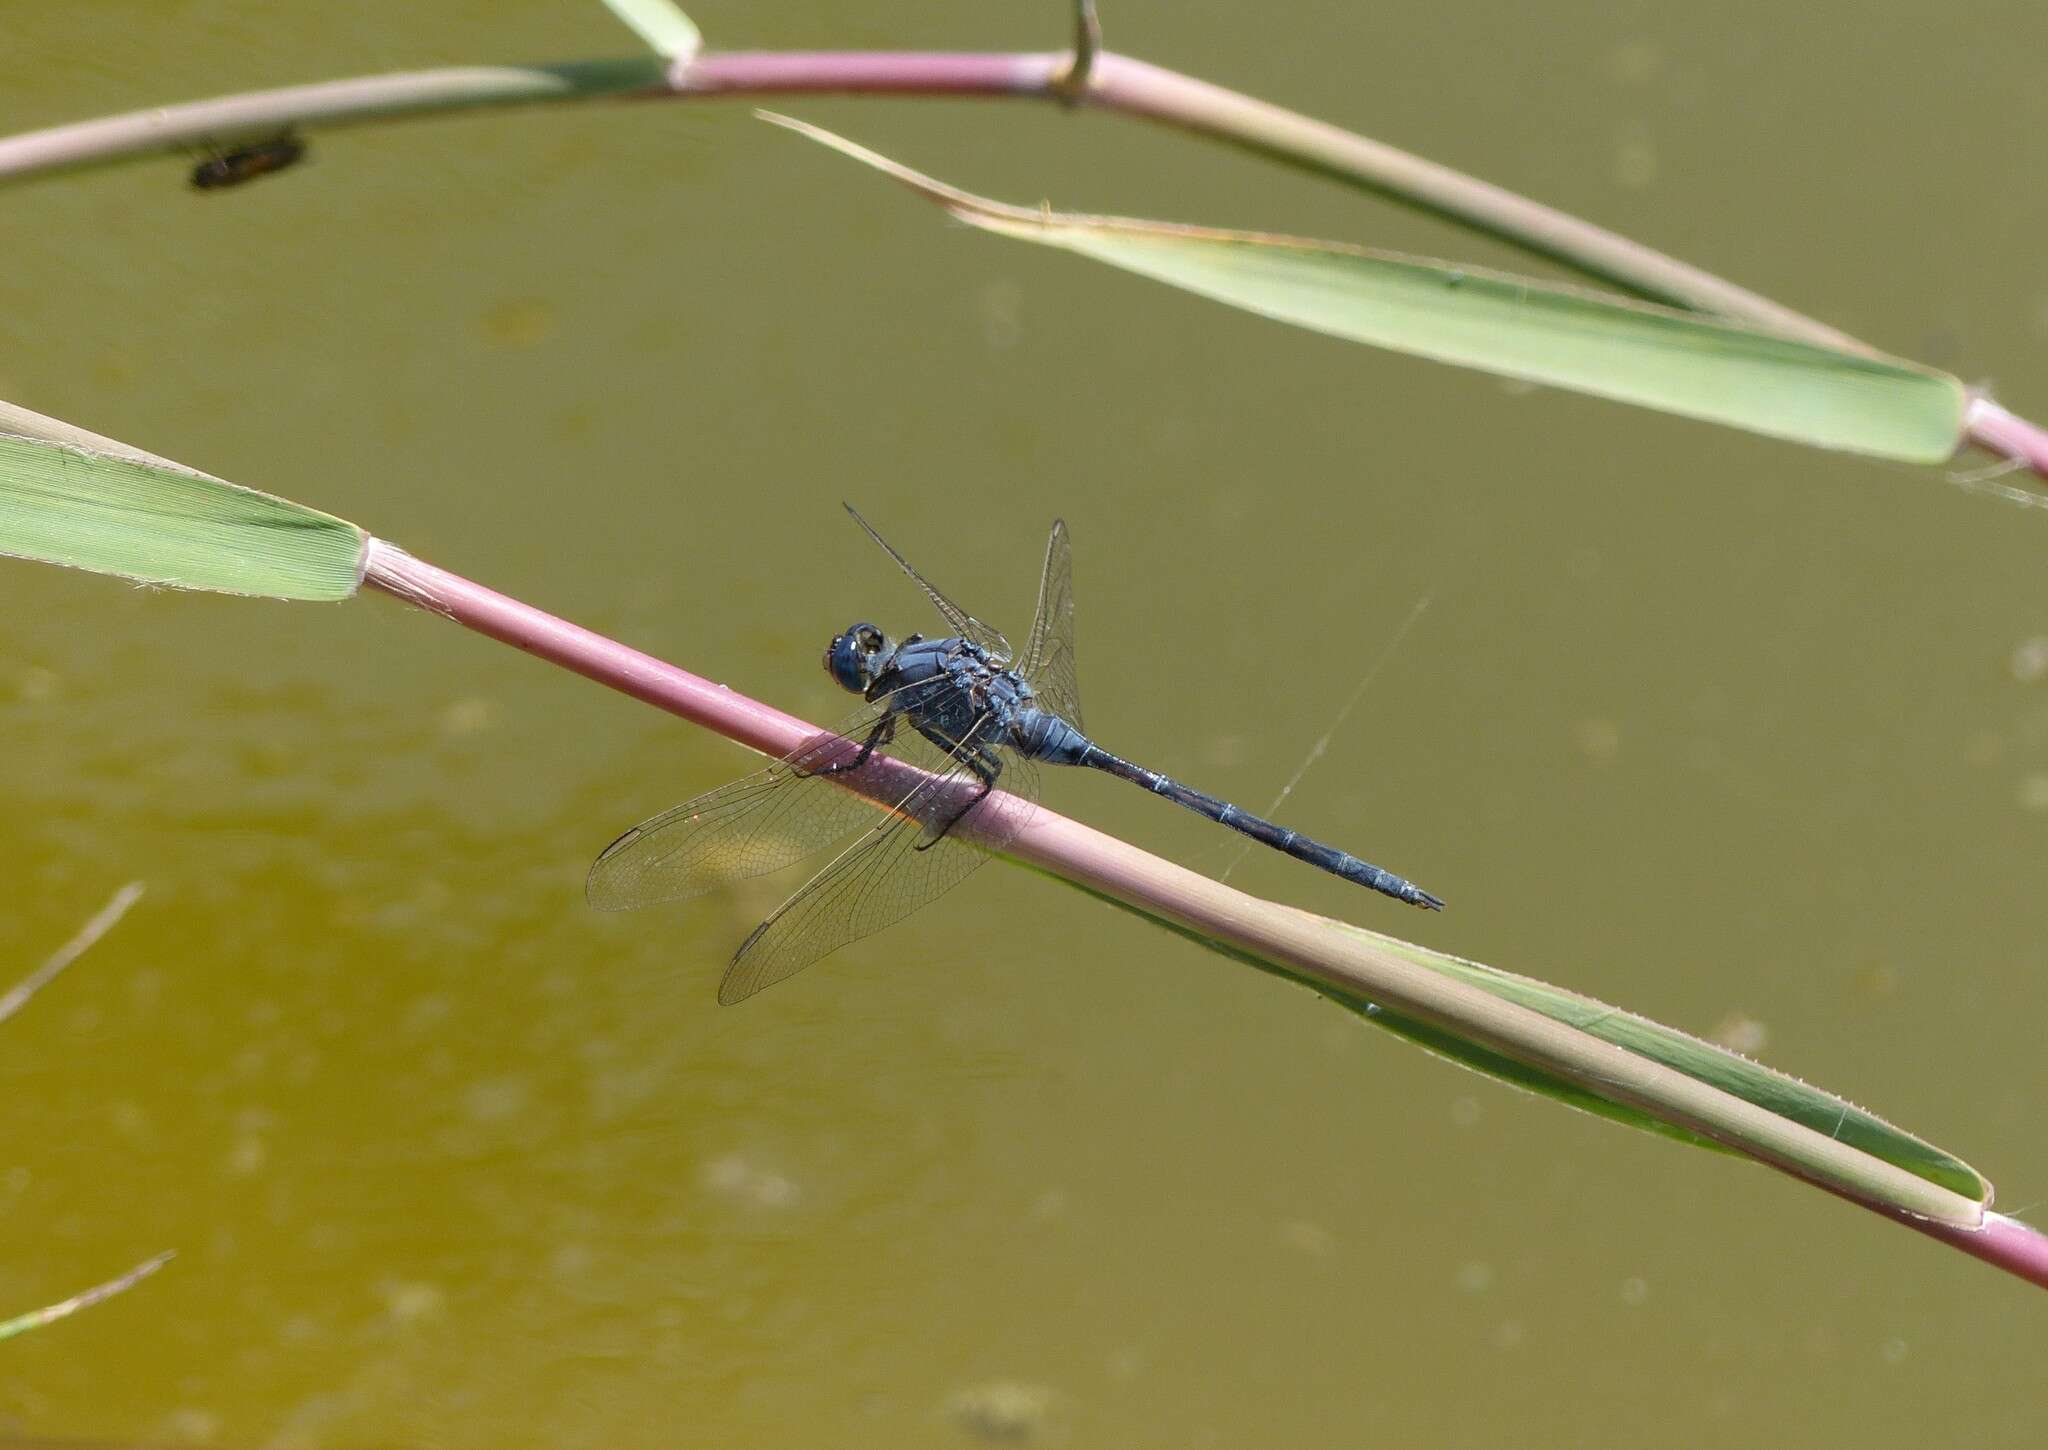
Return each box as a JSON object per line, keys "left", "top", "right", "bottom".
{"left": 189, "top": 132, "right": 307, "bottom": 191}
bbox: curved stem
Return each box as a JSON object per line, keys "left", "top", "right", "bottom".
{"left": 673, "top": 50, "right": 1063, "bottom": 99}
{"left": 1082, "top": 55, "right": 1859, "bottom": 345}
{"left": 0, "top": 59, "right": 675, "bottom": 179}
{"left": 1964, "top": 395, "right": 2048, "bottom": 477}
{"left": 360, "top": 538, "right": 2048, "bottom": 1287}
{"left": 0, "top": 43, "right": 2036, "bottom": 474}
{"left": 0, "top": 52, "right": 1067, "bottom": 182}
{"left": 1895, "top": 1211, "right": 2048, "bottom": 1289}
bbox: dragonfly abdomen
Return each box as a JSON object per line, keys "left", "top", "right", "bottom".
{"left": 1077, "top": 745, "right": 1444, "bottom": 910}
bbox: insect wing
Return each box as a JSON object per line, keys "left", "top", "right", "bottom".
{"left": 586, "top": 699, "right": 903, "bottom": 910}
{"left": 844, "top": 503, "right": 1012, "bottom": 661}
{"left": 718, "top": 716, "right": 1040, "bottom": 1004}
{"left": 1018, "top": 518, "right": 1082, "bottom": 730}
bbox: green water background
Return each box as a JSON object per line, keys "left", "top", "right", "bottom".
{"left": 1, "top": 2, "right": 2044, "bottom": 1444}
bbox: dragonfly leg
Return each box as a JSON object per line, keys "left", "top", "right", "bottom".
{"left": 796, "top": 714, "right": 896, "bottom": 778}
{"left": 911, "top": 729, "right": 1002, "bottom": 851}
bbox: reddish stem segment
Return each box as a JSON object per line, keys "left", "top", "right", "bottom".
{"left": 0, "top": 46, "right": 2039, "bottom": 473}
{"left": 362, "top": 539, "right": 815, "bottom": 761}
{"left": 361, "top": 539, "right": 2048, "bottom": 1289}
{"left": 675, "top": 50, "right": 1063, "bottom": 96}
{"left": 683, "top": 50, "right": 2047, "bottom": 476}
{"left": 1964, "top": 396, "right": 2048, "bottom": 477}
{"left": 1908, "top": 1212, "right": 2048, "bottom": 1290}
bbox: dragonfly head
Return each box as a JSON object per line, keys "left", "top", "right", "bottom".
{"left": 825, "top": 622, "right": 894, "bottom": 694}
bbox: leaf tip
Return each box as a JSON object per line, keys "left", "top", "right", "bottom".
{"left": 753, "top": 112, "right": 998, "bottom": 222}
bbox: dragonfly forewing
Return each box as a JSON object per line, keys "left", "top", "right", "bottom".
{"left": 588, "top": 698, "right": 914, "bottom": 911}
{"left": 845, "top": 503, "right": 1012, "bottom": 661}
{"left": 718, "top": 715, "right": 1041, "bottom": 1004}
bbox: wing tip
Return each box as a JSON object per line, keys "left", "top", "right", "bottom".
{"left": 717, "top": 924, "right": 774, "bottom": 1005}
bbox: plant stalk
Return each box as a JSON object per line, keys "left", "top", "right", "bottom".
{"left": 359, "top": 538, "right": 2048, "bottom": 1289}
{"left": 0, "top": 46, "right": 2038, "bottom": 474}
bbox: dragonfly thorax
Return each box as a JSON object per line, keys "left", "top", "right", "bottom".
{"left": 825, "top": 622, "right": 895, "bottom": 694}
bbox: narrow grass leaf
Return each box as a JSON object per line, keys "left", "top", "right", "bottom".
{"left": 0, "top": 882, "right": 144, "bottom": 1028}
{"left": 766, "top": 115, "right": 1968, "bottom": 464}
{"left": 599, "top": 0, "right": 702, "bottom": 61}
{"left": 1359, "top": 929, "right": 1986, "bottom": 1199}
{"left": 0, "top": 1252, "right": 172, "bottom": 1342}
{"left": 0, "top": 433, "right": 365, "bottom": 600}
{"left": 1063, "top": 877, "right": 1987, "bottom": 1209}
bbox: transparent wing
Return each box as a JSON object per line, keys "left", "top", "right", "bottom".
{"left": 1017, "top": 518, "right": 1082, "bottom": 730}
{"left": 718, "top": 717, "right": 1040, "bottom": 1005}
{"left": 587, "top": 696, "right": 911, "bottom": 911}
{"left": 844, "top": 502, "right": 1012, "bottom": 661}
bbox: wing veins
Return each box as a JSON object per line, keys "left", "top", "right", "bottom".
{"left": 1018, "top": 517, "right": 1081, "bottom": 729}
{"left": 844, "top": 503, "right": 1011, "bottom": 660}
{"left": 718, "top": 710, "right": 1010, "bottom": 1003}
{"left": 586, "top": 686, "right": 937, "bottom": 909}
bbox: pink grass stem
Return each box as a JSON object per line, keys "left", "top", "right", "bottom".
{"left": 362, "top": 540, "right": 817, "bottom": 761}
{"left": 1964, "top": 396, "right": 2048, "bottom": 477}
{"left": 1079, "top": 55, "right": 1859, "bottom": 346}
{"left": 0, "top": 45, "right": 2040, "bottom": 477}
{"left": 359, "top": 538, "right": 2048, "bottom": 1290}
{"left": 1907, "top": 1212, "right": 2048, "bottom": 1289}
{"left": 675, "top": 50, "right": 1065, "bottom": 97}
{"left": 689, "top": 51, "right": 2046, "bottom": 479}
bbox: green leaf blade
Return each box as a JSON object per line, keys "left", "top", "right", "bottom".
{"left": 768, "top": 115, "right": 1969, "bottom": 464}
{"left": 0, "top": 433, "right": 365, "bottom": 600}
{"left": 1055, "top": 873, "right": 1988, "bottom": 1214}
{"left": 1039, "top": 226, "right": 1967, "bottom": 462}
{"left": 598, "top": 0, "right": 702, "bottom": 61}
{"left": 1363, "top": 931, "right": 1988, "bottom": 1200}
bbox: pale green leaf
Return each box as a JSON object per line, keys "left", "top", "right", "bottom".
{"left": 766, "top": 114, "right": 1969, "bottom": 464}
{"left": 1359, "top": 929, "right": 1986, "bottom": 1199}
{"left": 0, "top": 432, "right": 365, "bottom": 601}
{"left": 599, "top": 0, "right": 702, "bottom": 61}
{"left": 1060, "top": 876, "right": 1987, "bottom": 1211}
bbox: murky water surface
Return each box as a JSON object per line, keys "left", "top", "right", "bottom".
{"left": 1, "top": 2, "right": 2044, "bottom": 1445}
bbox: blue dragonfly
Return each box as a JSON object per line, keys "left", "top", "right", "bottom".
{"left": 589, "top": 506, "right": 1443, "bottom": 1003}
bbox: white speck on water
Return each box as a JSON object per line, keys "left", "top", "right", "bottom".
{"left": 1603, "top": 39, "right": 1663, "bottom": 85}
{"left": 1573, "top": 717, "right": 1621, "bottom": 763}
{"left": 702, "top": 1153, "right": 801, "bottom": 1210}
{"left": 1614, "top": 128, "right": 1658, "bottom": 188}
{"left": 463, "top": 1075, "right": 530, "bottom": 1123}
{"left": 379, "top": 1279, "right": 447, "bottom": 1325}
{"left": 943, "top": 1381, "right": 1059, "bottom": 1443}
{"left": 1279, "top": 1219, "right": 1335, "bottom": 1256}
{"left": 2009, "top": 636, "right": 2048, "bottom": 683}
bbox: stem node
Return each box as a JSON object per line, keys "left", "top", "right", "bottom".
{"left": 1055, "top": 2, "right": 1102, "bottom": 104}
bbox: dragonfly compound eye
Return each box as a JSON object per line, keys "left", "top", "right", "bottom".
{"left": 826, "top": 624, "right": 886, "bottom": 694}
